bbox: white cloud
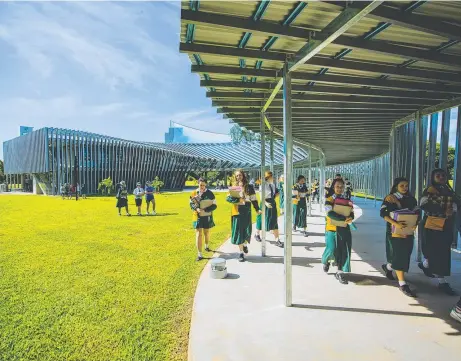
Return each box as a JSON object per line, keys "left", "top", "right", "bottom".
{"left": 0, "top": 2, "right": 181, "bottom": 89}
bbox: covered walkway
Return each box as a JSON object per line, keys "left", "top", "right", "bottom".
{"left": 189, "top": 199, "right": 461, "bottom": 361}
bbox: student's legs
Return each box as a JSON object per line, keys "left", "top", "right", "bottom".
{"left": 152, "top": 200, "right": 156, "bottom": 212}
{"left": 118, "top": 207, "right": 122, "bottom": 215}
{"left": 196, "top": 229, "right": 203, "bottom": 255}
{"left": 146, "top": 200, "right": 150, "bottom": 213}
{"left": 125, "top": 205, "right": 130, "bottom": 215}
{"left": 203, "top": 229, "right": 210, "bottom": 249}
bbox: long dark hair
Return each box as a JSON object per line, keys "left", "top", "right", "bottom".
{"left": 429, "top": 168, "right": 455, "bottom": 195}
{"left": 390, "top": 177, "right": 412, "bottom": 196}
{"left": 326, "top": 178, "right": 344, "bottom": 198}
{"left": 232, "top": 169, "right": 249, "bottom": 193}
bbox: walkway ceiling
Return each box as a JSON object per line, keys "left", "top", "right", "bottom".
{"left": 180, "top": 0, "right": 461, "bottom": 165}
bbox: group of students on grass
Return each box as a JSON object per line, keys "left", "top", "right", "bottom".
{"left": 189, "top": 167, "right": 461, "bottom": 324}
{"left": 115, "top": 181, "right": 156, "bottom": 216}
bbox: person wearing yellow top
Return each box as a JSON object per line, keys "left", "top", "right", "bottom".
{"left": 189, "top": 178, "right": 217, "bottom": 261}
{"left": 322, "top": 178, "right": 354, "bottom": 284}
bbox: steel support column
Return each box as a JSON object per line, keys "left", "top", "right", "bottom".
{"left": 439, "top": 109, "right": 451, "bottom": 171}
{"left": 270, "top": 125, "right": 274, "bottom": 174}
{"left": 415, "top": 112, "right": 424, "bottom": 261}
{"left": 427, "top": 113, "right": 439, "bottom": 185}
{"left": 308, "top": 148, "right": 312, "bottom": 217}
{"left": 260, "top": 112, "right": 266, "bottom": 257}
{"left": 282, "top": 63, "right": 293, "bottom": 307}
{"left": 453, "top": 107, "right": 461, "bottom": 249}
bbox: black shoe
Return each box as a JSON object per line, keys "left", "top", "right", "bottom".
{"left": 381, "top": 264, "right": 395, "bottom": 281}
{"left": 418, "top": 262, "right": 435, "bottom": 278}
{"left": 399, "top": 284, "right": 417, "bottom": 298}
{"left": 293, "top": 226, "right": 297, "bottom": 232}
{"left": 205, "top": 246, "right": 211, "bottom": 252}
{"left": 323, "top": 263, "right": 330, "bottom": 273}
{"left": 438, "top": 283, "right": 458, "bottom": 296}
{"left": 335, "top": 272, "right": 348, "bottom": 284}
{"left": 238, "top": 253, "right": 245, "bottom": 262}
{"left": 254, "top": 234, "right": 262, "bottom": 242}
{"left": 243, "top": 245, "right": 248, "bottom": 254}
{"left": 275, "top": 240, "right": 284, "bottom": 248}
{"left": 303, "top": 231, "right": 309, "bottom": 237}
{"left": 196, "top": 255, "right": 203, "bottom": 262}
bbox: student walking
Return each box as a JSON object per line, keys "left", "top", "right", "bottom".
{"left": 322, "top": 178, "right": 354, "bottom": 285}
{"left": 145, "top": 181, "right": 156, "bottom": 215}
{"left": 255, "top": 171, "right": 283, "bottom": 248}
{"left": 190, "top": 178, "right": 217, "bottom": 261}
{"left": 279, "top": 175, "right": 285, "bottom": 215}
{"left": 292, "top": 175, "right": 309, "bottom": 236}
{"left": 380, "top": 177, "right": 420, "bottom": 297}
{"left": 418, "top": 168, "right": 461, "bottom": 295}
{"left": 227, "top": 170, "right": 261, "bottom": 262}
{"left": 116, "top": 181, "right": 130, "bottom": 216}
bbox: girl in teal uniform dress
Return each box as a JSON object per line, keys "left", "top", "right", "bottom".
{"left": 380, "top": 177, "right": 420, "bottom": 298}
{"left": 255, "top": 171, "right": 283, "bottom": 248}
{"left": 190, "top": 178, "right": 217, "bottom": 261}
{"left": 322, "top": 178, "right": 354, "bottom": 284}
{"left": 227, "top": 170, "right": 260, "bottom": 262}
{"left": 279, "top": 175, "right": 285, "bottom": 215}
{"left": 418, "top": 168, "right": 461, "bottom": 295}
{"left": 292, "top": 175, "right": 309, "bottom": 237}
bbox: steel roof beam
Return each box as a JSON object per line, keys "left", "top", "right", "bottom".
{"left": 207, "top": 92, "right": 437, "bottom": 106}
{"left": 327, "top": 1, "right": 461, "bottom": 42}
{"left": 193, "top": 65, "right": 461, "bottom": 94}
{"left": 212, "top": 100, "right": 418, "bottom": 110}
{"left": 185, "top": 44, "right": 461, "bottom": 84}
{"left": 227, "top": 114, "right": 399, "bottom": 120}
{"left": 218, "top": 108, "right": 408, "bottom": 115}
{"left": 201, "top": 80, "right": 449, "bottom": 100}
{"left": 180, "top": 8, "right": 461, "bottom": 68}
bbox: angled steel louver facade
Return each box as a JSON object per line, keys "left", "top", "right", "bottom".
{"left": 3, "top": 127, "right": 310, "bottom": 194}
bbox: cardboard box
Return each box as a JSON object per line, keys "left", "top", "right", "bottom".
{"left": 390, "top": 210, "right": 418, "bottom": 237}
{"left": 199, "top": 199, "right": 214, "bottom": 217}
{"left": 333, "top": 204, "right": 352, "bottom": 217}
{"left": 228, "top": 186, "right": 243, "bottom": 198}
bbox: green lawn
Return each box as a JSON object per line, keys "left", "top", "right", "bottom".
{"left": 0, "top": 192, "right": 232, "bottom": 361}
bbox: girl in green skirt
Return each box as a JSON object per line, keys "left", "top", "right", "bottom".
{"left": 322, "top": 178, "right": 354, "bottom": 284}
{"left": 227, "top": 170, "right": 261, "bottom": 262}
{"left": 419, "top": 168, "right": 461, "bottom": 295}
{"left": 190, "top": 178, "right": 217, "bottom": 261}
{"left": 380, "top": 177, "right": 419, "bottom": 298}
{"left": 255, "top": 171, "right": 283, "bottom": 248}
{"left": 292, "top": 175, "right": 309, "bottom": 237}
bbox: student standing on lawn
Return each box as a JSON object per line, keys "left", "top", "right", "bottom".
{"left": 227, "top": 169, "right": 261, "bottom": 262}
{"left": 145, "top": 181, "right": 156, "bottom": 215}
{"left": 190, "top": 178, "right": 217, "bottom": 261}
{"left": 380, "top": 177, "right": 420, "bottom": 298}
{"left": 322, "top": 178, "right": 354, "bottom": 285}
{"left": 133, "top": 182, "right": 144, "bottom": 216}
{"left": 116, "top": 181, "right": 130, "bottom": 216}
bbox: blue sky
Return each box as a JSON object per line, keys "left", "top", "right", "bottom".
{"left": 0, "top": 1, "right": 232, "bottom": 159}
{"left": 0, "top": 1, "right": 458, "bottom": 160}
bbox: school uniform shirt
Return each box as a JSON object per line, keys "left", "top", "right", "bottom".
{"left": 133, "top": 187, "right": 144, "bottom": 199}
{"left": 145, "top": 186, "right": 155, "bottom": 200}
{"left": 259, "top": 182, "right": 278, "bottom": 200}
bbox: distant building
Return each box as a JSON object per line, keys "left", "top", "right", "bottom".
{"left": 164, "top": 121, "right": 189, "bottom": 143}
{"left": 20, "top": 126, "right": 34, "bottom": 136}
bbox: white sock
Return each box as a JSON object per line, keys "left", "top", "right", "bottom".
{"left": 398, "top": 280, "right": 406, "bottom": 286}
{"left": 198, "top": 252, "right": 202, "bottom": 257}
{"left": 386, "top": 263, "right": 393, "bottom": 271}
{"left": 437, "top": 277, "right": 447, "bottom": 284}
{"left": 423, "top": 259, "right": 429, "bottom": 268}
{"left": 337, "top": 270, "right": 344, "bottom": 274}
{"left": 205, "top": 243, "right": 209, "bottom": 248}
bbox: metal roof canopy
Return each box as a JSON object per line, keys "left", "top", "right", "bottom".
{"left": 180, "top": 0, "right": 461, "bottom": 165}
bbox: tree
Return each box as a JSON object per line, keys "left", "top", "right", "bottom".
{"left": 425, "top": 142, "right": 455, "bottom": 178}
{"left": 0, "top": 160, "right": 4, "bottom": 183}
{"left": 152, "top": 176, "right": 164, "bottom": 193}
{"left": 98, "top": 177, "right": 114, "bottom": 195}
{"left": 230, "top": 124, "right": 260, "bottom": 144}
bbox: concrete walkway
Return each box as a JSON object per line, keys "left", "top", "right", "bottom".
{"left": 189, "top": 199, "right": 461, "bottom": 361}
